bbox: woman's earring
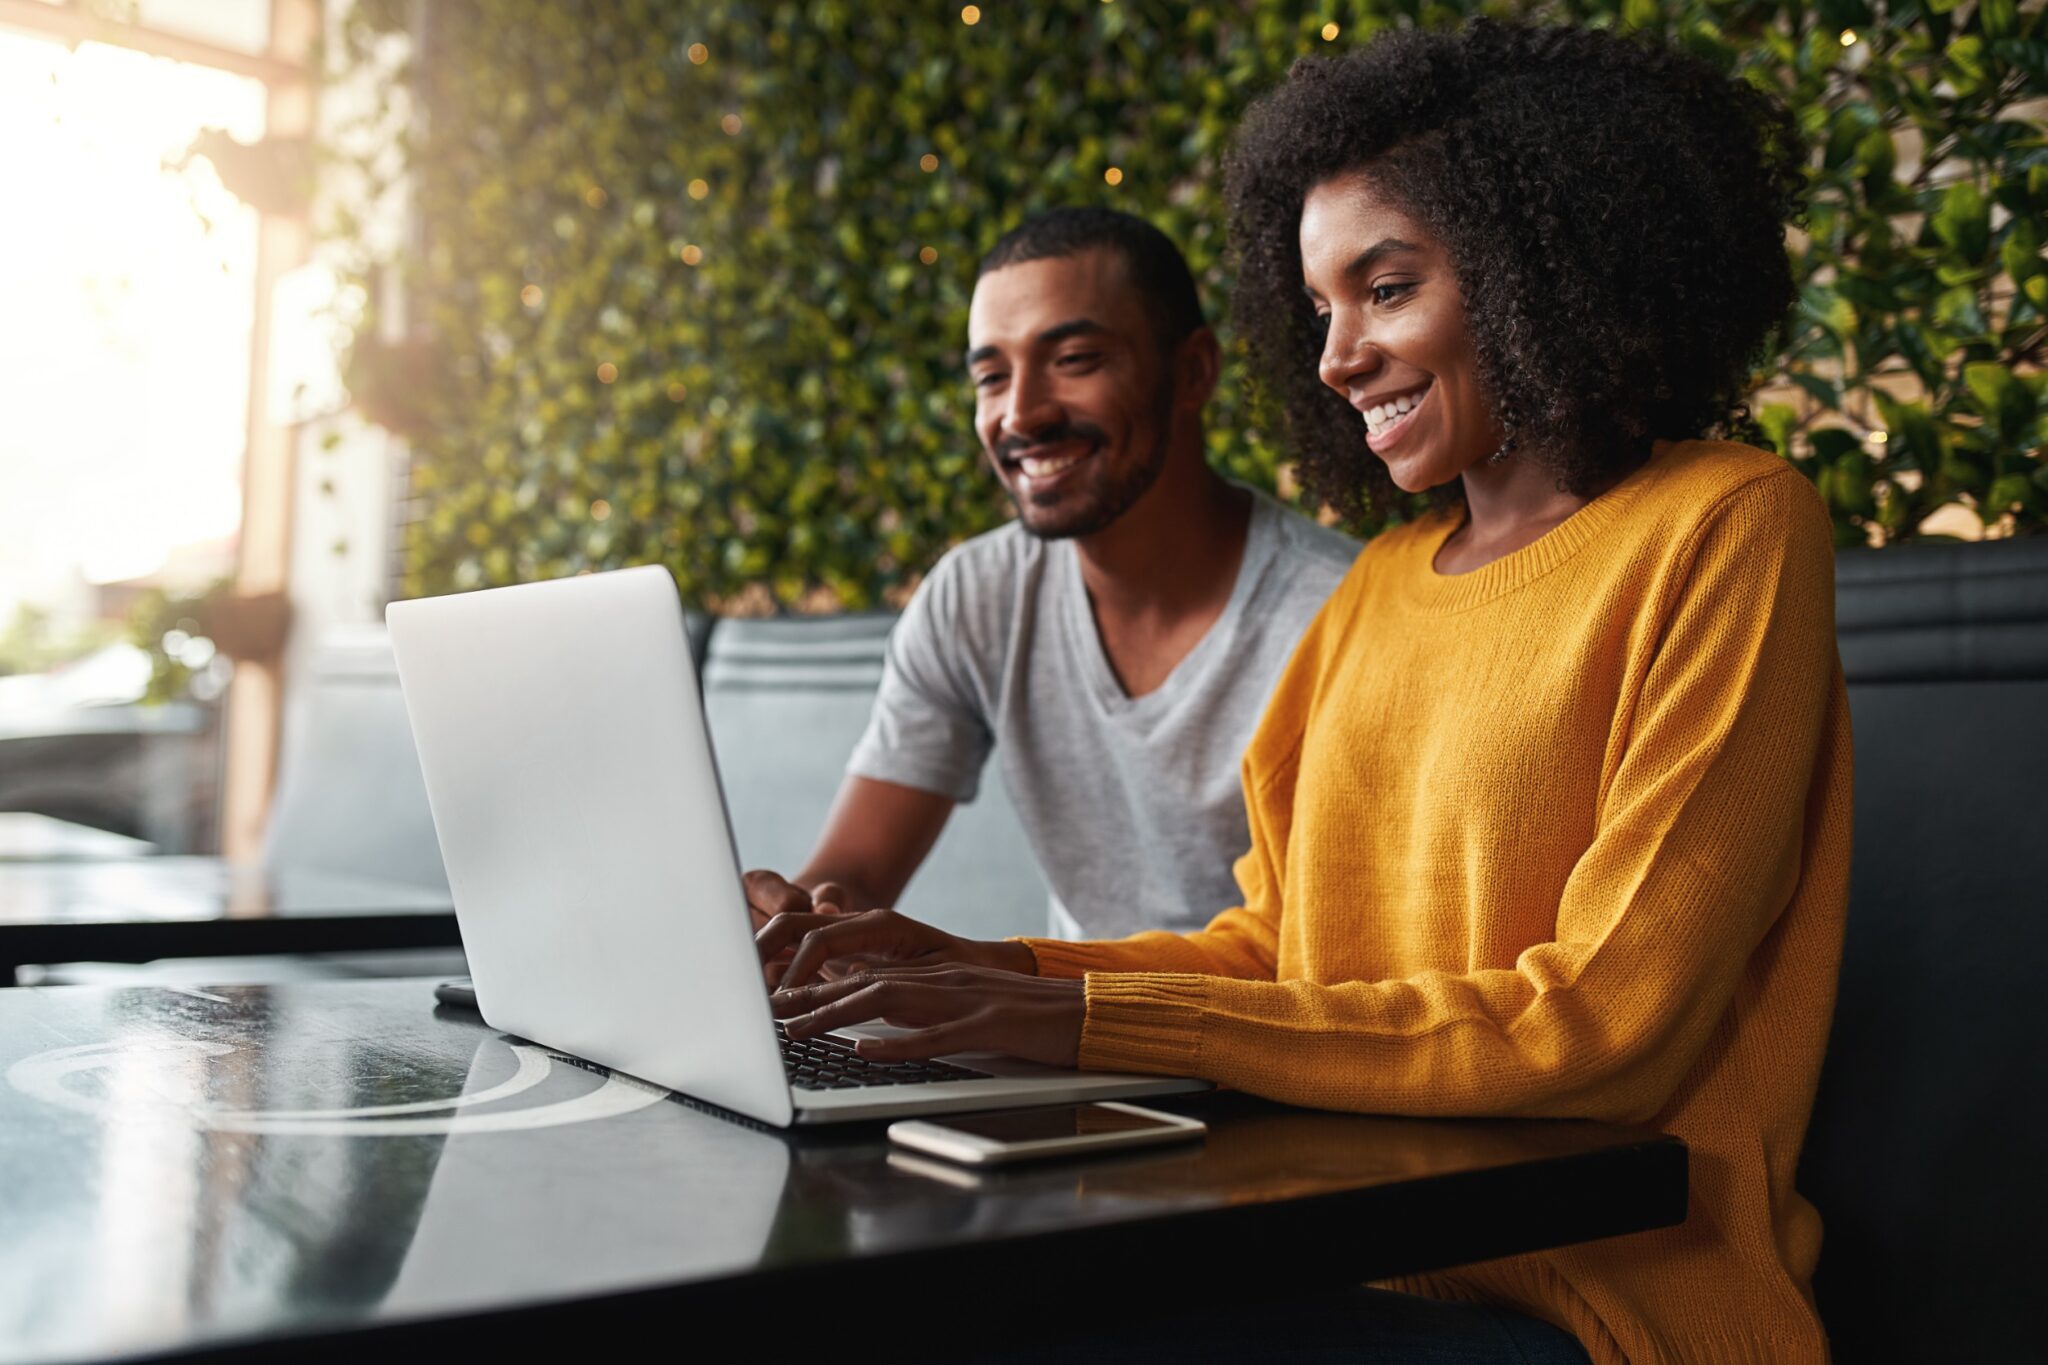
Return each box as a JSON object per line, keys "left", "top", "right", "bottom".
{"left": 1486, "top": 433, "right": 1516, "bottom": 466}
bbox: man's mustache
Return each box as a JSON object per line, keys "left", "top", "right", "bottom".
{"left": 995, "top": 422, "right": 1108, "bottom": 464}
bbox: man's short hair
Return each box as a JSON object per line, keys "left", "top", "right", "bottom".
{"left": 978, "top": 207, "right": 1206, "bottom": 349}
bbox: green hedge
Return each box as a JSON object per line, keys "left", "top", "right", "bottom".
{"left": 330, "top": 0, "right": 2048, "bottom": 610}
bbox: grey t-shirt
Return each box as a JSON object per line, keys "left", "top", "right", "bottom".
{"left": 846, "top": 487, "right": 1359, "bottom": 939}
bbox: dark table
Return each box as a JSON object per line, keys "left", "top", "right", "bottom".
{"left": 0, "top": 858, "right": 458, "bottom": 985}
{"left": 0, "top": 980, "right": 1686, "bottom": 1363}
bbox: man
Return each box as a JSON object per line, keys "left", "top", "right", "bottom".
{"left": 746, "top": 207, "right": 1356, "bottom": 942}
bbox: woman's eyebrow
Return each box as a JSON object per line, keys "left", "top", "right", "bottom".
{"left": 1343, "top": 238, "right": 1419, "bottom": 278}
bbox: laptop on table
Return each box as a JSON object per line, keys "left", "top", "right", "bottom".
{"left": 386, "top": 565, "right": 1206, "bottom": 1127}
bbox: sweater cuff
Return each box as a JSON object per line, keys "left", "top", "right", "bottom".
{"left": 1079, "top": 973, "right": 1207, "bottom": 1075}
{"left": 1012, "top": 936, "right": 1098, "bottom": 980}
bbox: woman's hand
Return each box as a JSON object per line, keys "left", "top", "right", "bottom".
{"left": 754, "top": 905, "right": 1035, "bottom": 990}
{"left": 772, "top": 963, "right": 1084, "bottom": 1067}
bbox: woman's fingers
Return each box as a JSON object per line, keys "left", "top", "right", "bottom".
{"left": 769, "top": 965, "right": 1085, "bottom": 1068}
{"left": 775, "top": 975, "right": 961, "bottom": 1039}
{"left": 782, "top": 909, "right": 951, "bottom": 988}
{"left": 850, "top": 1020, "right": 982, "bottom": 1062}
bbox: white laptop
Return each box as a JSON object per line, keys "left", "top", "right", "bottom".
{"left": 386, "top": 565, "right": 1206, "bottom": 1127}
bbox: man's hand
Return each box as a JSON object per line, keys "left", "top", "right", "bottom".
{"left": 754, "top": 905, "right": 1036, "bottom": 990}
{"left": 744, "top": 869, "right": 858, "bottom": 984}
{"left": 744, "top": 869, "right": 852, "bottom": 931}
{"left": 772, "top": 963, "right": 1083, "bottom": 1068}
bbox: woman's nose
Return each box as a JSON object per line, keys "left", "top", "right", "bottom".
{"left": 1318, "top": 315, "right": 1381, "bottom": 398}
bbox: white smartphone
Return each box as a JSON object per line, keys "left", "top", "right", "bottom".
{"left": 887, "top": 1102, "right": 1206, "bottom": 1166}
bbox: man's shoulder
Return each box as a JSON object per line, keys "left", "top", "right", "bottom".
{"left": 899, "top": 520, "right": 1048, "bottom": 650}
{"left": 1249, "top": 488, "right": 1361, "bottom": 591}
{"left": 924, "top": 518, "right": 1043, "bottom": 586}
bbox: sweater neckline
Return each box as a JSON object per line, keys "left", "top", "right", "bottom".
{"left": 1391, "top": 442, "right": 1674, "bottom": 615}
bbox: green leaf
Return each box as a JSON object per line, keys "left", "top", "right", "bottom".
{"left": 1758, "top": 401, "right": 1801, "bottom": 456}
{"left": 1987, "top": 473, "right": 2034, "bottom": 514}
{"left": 1874, "top": 392, "right": 1943, "bottom": 467}
{"left": 1856, "top": 128, "right": 1897, "bottom": 196}
{"left": 1894, "top": 323, "right": 1953, "bottom": 391}
{"left": 2002, "top": 217, "right": 2043, "bottom": 282}
{"left": 1964, "top": 362, "right": 2036, "bottom": 438}
{"left": 1934, "top": 286, "right": 1990, "bottom": 336}
{"left": 1810, "top": 428, "right": 1866, "bottom": 462}
{"left": 1946, "top": 35, "right": 1988, "bottom": 91}
{"left": 1832, "top": 451, "right": 1878, "bottom": 515}
{"left": 1792, "top": 372, "right": 1844, "bottom": 410}
{"left": 1931, "top": 180, "right": 1991, "bottom": 262}
{"left": 1979, "top": 0, "right": 2019, "bottom": 40}
{"left": 1802, "top": 284, "right": 1858, "bottom": 338}
{"left": 1824, "top": 105, "right": 1876, "bottom": 169}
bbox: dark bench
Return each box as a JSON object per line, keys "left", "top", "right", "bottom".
{"left": 1802, "top": 535, "right": 2048, "bottom": 1362}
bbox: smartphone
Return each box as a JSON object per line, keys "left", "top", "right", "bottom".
{"left": 887, "top": 1102, "right": 1206, "bottom": 1166}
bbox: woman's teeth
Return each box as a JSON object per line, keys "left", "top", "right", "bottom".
{"left": 1019, "top": 450, "right": 1086, "bottom": 477}
{"left": 1364, "top": 388, "right": 1427, "bottom": 436}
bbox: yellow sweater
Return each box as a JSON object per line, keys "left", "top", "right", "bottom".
{"left": 1024, "top": 441, "right": 1853, "bottom": 1365}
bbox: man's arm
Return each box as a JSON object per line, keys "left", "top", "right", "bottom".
{"left": 744, "top": 775, "right": 955, "bottom": 925}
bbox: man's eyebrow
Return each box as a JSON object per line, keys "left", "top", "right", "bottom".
{"left": 965, "top": 317, "right": 1112, "bottom": 367}
{"left": 1037, "top": 317, "right": 1110, "bottom": 346}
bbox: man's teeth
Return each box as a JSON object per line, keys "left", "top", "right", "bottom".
{"left": 1018, "top": 451, "right": 1086, "bottom": 477}
{"left": 1363, "top": 389, "right": 1427, "bottom": 435}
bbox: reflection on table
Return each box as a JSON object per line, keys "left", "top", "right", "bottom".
{"left": 0, "top": 813, "right": 156, "bottom": 862}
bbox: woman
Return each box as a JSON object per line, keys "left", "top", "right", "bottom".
{"left": 760, "top": 22, "right": 1851, "bottom": 1363}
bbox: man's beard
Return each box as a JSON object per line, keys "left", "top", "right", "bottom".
{"left": 1003, "top": 379, "right": 1175, "bottom": 542}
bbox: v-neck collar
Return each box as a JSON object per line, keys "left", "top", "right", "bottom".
{"left": 1056, "top": 487, "right": 1277, "bottom": 714}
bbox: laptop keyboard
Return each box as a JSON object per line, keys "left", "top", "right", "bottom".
{"left": 777, "top": 1023, "right": 990, "bottom": 1090}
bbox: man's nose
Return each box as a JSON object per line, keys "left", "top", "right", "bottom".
{"left": 1001, "top": 366, "right": 1062, "bottom": 440}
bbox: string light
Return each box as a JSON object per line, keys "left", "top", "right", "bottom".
{"left": 1103, "top": 166, "right": 1124, "bottom": 186}
{"left": 583, "top": 185, "right": 607, "bottom": 208}
{"left": 520, "top": 284, "right": 543, "bottom": 307}
{"left": 688, "top": 178, "right": 709, "bottom": 200}
{"left": 961, "top": 5, "right": 981, "bottom": 24}
{"left": 919, "top": 245, "right": 939, "bottom": 264}
{"left": 680, "top": 243, "right": 703, "bottom": 265}
{"left": 687, "top": 43, "right": 709, "bottom": 64}
{"left": 590, "top": 499, "right": 612, "bottom": 520}
{"left": 720, "top": 113, "right": 743, "bottom": 135}
{"left": 1322, "top": 22, "right": 1340, "bottom": 40}
{"left": 596, "top": 363, "right": 618, "bottom": 384}
{"left": 1869, "top": 429, "right": 1889, "bottom": 444}
{"left": 919, "top": 153, "right": 940, "bottom": 172}
{"left": 1839, "top": 28, "right": 1858, "bottom": 46}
